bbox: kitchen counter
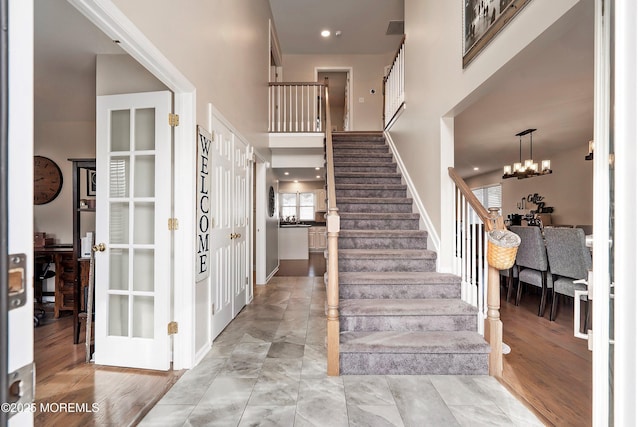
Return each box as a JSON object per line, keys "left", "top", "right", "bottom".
{"left": 278, "top": 226, "right": 309, "bottom": 260}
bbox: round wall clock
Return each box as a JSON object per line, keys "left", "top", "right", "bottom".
{"left": 34, "top": 156, "right": 63, "bottom": 205}
{"left": 268, "top": 186, "right": 275, "bottom": 217}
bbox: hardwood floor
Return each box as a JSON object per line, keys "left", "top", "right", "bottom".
{"left": 276, "top": 252, "right": 326, "bottom": 277}
{"left": 34, "top": 310, "right": 182, "bottom": 427}
{"left": 500, "top": 285, "right": 592, "bottom": 426}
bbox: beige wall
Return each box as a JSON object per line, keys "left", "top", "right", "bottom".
{"left": 96, "top": 54, "right": 167, "bottom": 95}
{"left": 282, "top": 53, "right": 393, "bottom": 131}
{"left": 33, "top": 122, "right": 95, "bottom": 244}
{"left": 466, "top": 145, "right": 593, "bottom": 226}
{"left": 388, "top": 0, "right": 582, "bottom": 238}
{"left": 278, "top": 181, "right": 324, "bottom": 193}
{"left": 112, "top": 0, "right": 272, "bottom": 160}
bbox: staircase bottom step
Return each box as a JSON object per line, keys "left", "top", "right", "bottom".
{"left": 339, "top": 331, "right": 489, "bottom": 375}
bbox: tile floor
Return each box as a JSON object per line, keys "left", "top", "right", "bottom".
{"left": 140, "top": 276, "right": 543, "bottom": 426}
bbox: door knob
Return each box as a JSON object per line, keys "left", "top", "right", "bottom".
{"left": 235, "top": 233, "right": 241, "bottom": 239}
{"left": 93, "top": 243, "right": 106, "bottom": 252}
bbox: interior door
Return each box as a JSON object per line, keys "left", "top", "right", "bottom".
{"left": 95, "top": 91, "right": 172, "bottom": 370}
{"left": 232, "top": 139, "right": 249, "bottom": 316}
{"left": 6, "top": 1, "right": 36, "bottom": 423}
{"left": 211, "top": 118, "right": 234, "bottom": 338}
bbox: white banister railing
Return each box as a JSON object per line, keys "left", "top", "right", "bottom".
{"left": 268, "top": 82, "right": 326, "bottom": 133}
{"left": 383, "top": 37, "right": 405, "bottom": 129}
{"left": 448, "top": 167, "right": 503, "bottom": 378}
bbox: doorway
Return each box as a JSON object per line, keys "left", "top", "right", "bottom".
{"left": 315, "top": 68, "right": 353, "bottom": 131}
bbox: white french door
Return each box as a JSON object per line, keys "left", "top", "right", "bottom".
{"left": 210, "top": 114, "right": 249, "bottom": 339}
{"left": 232, "top": 140, "right": 249, "bottom": 316}
{"left": 95, "top": 91, "right": 172, "bottom": 370}
{"left": 211, "top": 121, "right": 234, "bottom": 338}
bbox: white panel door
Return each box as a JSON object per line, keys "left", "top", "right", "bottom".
{"left": 95, "top": 91, "right": 172, "bottom": 370}
{"left": 232, "top": 139, "right": 249, "bottom": 316}
{"left": 211, "top": 120, "right": 234, "bottom": 338}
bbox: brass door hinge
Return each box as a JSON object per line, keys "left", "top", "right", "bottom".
{"left": 168, "top": 113, "right": 180, "bottom": 127}
{"left": 168, "top": 321, "right": 178, "bottom": 335}
{"left": 168, "top": 218, "right": 179, "bottom": 230}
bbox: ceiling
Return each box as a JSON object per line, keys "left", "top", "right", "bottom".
{"left": 274, "top": 167, "right": 325, "bottom": 182}
{"left": 268, "top": 0, "right": 404, "bottom": 55}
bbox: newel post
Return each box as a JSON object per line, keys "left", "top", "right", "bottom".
{"left": 486, "top": 208, "right": 504, "bottom": 378}
{"left": 326, "top": 208, "right": 340, "bottom": 376}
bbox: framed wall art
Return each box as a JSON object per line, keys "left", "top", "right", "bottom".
{"left": 463, "top": 0, "right": 532, "bottom": 68}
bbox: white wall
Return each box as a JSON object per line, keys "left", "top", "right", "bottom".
{"left": 389, "top": 0, "right": 582, "bottom": 239}
{"left": 282, "top": 53, "right": 394, "bottom": 131}
{"left": 466, "top": 145, "right": 593, "bottom": 226}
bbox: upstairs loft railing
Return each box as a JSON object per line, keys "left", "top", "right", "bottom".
{"left": 323, "top": 85, "right": 341, "bottom": 376}
{"left": 268, "top": 82, "right": 326, "bottom": 133}
{"left": 383, "top": 36, "right": 405, "bottom": 129}
{"left": 448, "top": 167, "right": 504, "bottom": 377}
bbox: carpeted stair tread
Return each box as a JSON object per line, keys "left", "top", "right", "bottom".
{"left": 336, "top": 183, "right": 406, "bottom": 190}
{"left": 339, "top": 331, "right": 490, "bottom": 354}
{"left": 339, "top": 249, "right": 437, "bottom": 260}
{"left": 340, "top": 298, "right": 478, "bottom": 316}
{"left": 337, "top": 271, "right": 460, "bottom": 285}
{"left": 336, "top": 197, "right": 412, "bottom": 204}
{"left": 339, "top": 212, "right": 419, "bottom": 220}
{"left": 335, "top": 171, "right": 401, "bottom": 178}
{"left": 334, "top": 152, "right": 393, "bottom": 160}
{"left": 339, "top": 230, "right": 427, "bottom": 238}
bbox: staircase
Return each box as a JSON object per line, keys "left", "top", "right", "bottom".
{"left": 331, "top": 131, "right": 490, "bottom": 375}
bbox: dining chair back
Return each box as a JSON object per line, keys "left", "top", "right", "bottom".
{"left": 510, "top": 226, "right": 552, "bottom": 316}
{"left": 543, "top": 227, "right": 592, "bottom": 321}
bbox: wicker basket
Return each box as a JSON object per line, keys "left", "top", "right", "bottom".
{"left": 487, "top": 229, "right": 520, "bottom": 270}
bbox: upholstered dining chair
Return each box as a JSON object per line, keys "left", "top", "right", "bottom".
{"left": 543, "top": 227, "right": 592, "bottom": 323}
{"left": 510, "top": 226, "right": 552, "bottom": 317}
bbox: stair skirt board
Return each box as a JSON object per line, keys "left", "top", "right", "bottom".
{"left": 332, "top": 131, "right": 489, "bottom": 376}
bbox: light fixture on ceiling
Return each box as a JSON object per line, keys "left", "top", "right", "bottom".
{"left": 585, "top": 140, "right": 594, "bottom": 161}
{"left": 284, "top": 172, "right": 289, "bottom": 175}
{"left": 321, "top": 30, "right": 331, "bottom": 38}
{"left": 502, "top": 128, "right": 552, "bottom": 179}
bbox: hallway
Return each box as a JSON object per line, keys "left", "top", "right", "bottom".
{"left": 140, "top": 276, "right": 542, "bottom": 426}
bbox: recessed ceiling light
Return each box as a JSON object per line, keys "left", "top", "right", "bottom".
{"left": 321, "top": 30, "right": 331, "bottom": 38}
{"left": 473, "top": 167, "right": 479, "bottom": 171}
{"left": 284, "top": 172, "right": 289, "bottom": 175}
{"left": 316, "top": 175, "right": 321, "bottom": 179}
{"left": 315, "top": 167, "right": 320, "bottom": 170}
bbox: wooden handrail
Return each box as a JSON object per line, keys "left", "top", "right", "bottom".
{"left": 448, "top": 167, "right": 492, "bottom": 227}
{"left": 448, "top": 166, "right": 503, "bottom": 378}
{"left": 324, "top": 85, "right": 341, "bottom": 376}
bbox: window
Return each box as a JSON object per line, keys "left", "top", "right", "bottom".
{"left": 472, "top": 184, "right": 502, "bottom": 214}
{"left": 280, "top": 192, "right": 315, "bottom": 221}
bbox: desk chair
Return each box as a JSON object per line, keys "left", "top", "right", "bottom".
{"left": 34, "top": 257, "right": 55, "bottom": 326}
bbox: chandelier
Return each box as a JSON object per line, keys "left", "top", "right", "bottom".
{"left": 502, "top": 128, "right": 552, "bottom": 179}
